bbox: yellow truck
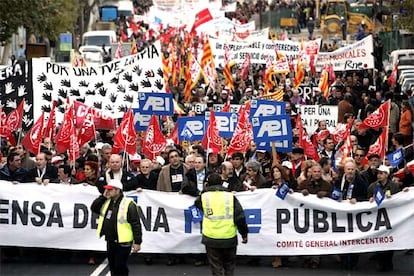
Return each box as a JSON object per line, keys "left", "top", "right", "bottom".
{"left": 321, "top": 0, "right": 386, "bottom": 39}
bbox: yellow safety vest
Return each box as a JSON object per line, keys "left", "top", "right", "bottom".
{"left": 97, "top": 197, "right": 135, "bottom": 243}
{"left": 201, "top": 191, "right": 237, "bottom": 239}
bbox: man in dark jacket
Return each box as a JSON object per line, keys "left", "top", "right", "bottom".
{"left": 194, "top": 173, "right": 248, "bottom": 276}
{"left": 182, "top": 156, "right": 212, "bottom": 197}
{"left": 26, "top": 152, "right": 58, "bottom": 185}
{"left": 91, "top": 179, "right": 142, "bottom": 275}
{"left": 0, "top": 152, "right": 28, "bottom": 183}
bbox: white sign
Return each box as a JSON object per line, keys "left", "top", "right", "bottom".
{"left": 300, "top": 105, "right": 338, "bottom": 135}
{"left": 316, "top": 35, "right": 374, "bottom": 72}
{"left": 209, "top": 38, "right": 321, "bottom": 66}
{"left": 32, "top": 42, "right": 164, "bottom": 123}
{"left": 1, "top": 182, "right": 413, "bottom": 255}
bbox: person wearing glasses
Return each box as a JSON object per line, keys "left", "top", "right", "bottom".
{"left": 353, "top": 147, "right": 366, "bottom": 171}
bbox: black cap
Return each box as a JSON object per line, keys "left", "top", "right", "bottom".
{"left": 367, "top": 153, "right": 380, "bottom": 160}
{"left": 292, "top": 148, "right": 304, "bottom": 154}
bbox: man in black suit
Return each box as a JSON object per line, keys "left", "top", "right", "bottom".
{"left": 182, "top": 156, "right": 212, "bottom": 197}
{"left": 27, "top": 152, "right": 58, "bottom": 185}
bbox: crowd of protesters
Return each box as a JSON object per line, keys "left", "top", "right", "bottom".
{"left": 1, "top": 0, "right": 414, "bottom": 273}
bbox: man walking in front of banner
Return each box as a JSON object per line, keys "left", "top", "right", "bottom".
{"left": 194, "top": 173, "right": 248, "bottom": 276}
{"left": 91, "top": 179, "right": 142, "bottom": 275}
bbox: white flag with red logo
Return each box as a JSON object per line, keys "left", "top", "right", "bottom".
{"left": 141, "top": 115, "right": 167, "bottom": 160}
{"left": 359, "top": 100, "right": 390, "bottom": 130}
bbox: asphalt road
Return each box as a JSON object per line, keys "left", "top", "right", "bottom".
{"left": 1, "top": 248, "right": 413, "bottom": 276}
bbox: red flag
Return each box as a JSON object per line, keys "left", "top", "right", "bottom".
{"left": 6, "top": 99, "right": 25, "bottom": 132}
{"left": 361, "top": 128, "right": 388, "bottom": 167}
{"left": 77, "top": 107, "right": 96, "bottom": 147}
{"left": 297, "top": 114, "right": 320, "bottom": 161}
{"left": 73, "top": 101, "right": 116, "bottom": 130}
{"left": 388, "top": 64, "right": 398, "bottom": 86}
{"left": 167, "top": 122, "right": 179, "bottom": 145}
{"left": 43, "top": 101, "right": 56, "bottom": 141}
{"left": 331, "top": 123, "right": 348, "bottom": 144}
{"left": 190, "top": 8, "right": 213, "bottom": 33}
{"left": 227, "top": 107, "right": 250, "bottom": 156}
{"left": 69, "top": 118, "right": 80, "bottom": 161}
{"left": 201, "top": 109, "right": 222, "bottom": 154}
{"left": 240, "top": 53, "right": 251, "bottom": 80}
{"left": 55, "top": 100, "right": 75, "bottom": 154}
{"left": 113, "top": 109, "right": 137, "bottom": 155}
{"left": 358, "top": 100, "right": 390, "bottom": 130}
{"left": 221, "top": 95, "right": 231, "bottom": 112}
{"left": 339, "top": 119, "right": 355, "bottom": 164}
{"left": 120, "top": 29, "right": 128, "bottom": 42}
{"left": 141, "top": 115, "right": 167, "bottom": 160}
{"left": 0, "top": 106, "right": 11, "bottom": 139}
{"left": 21, "top": 112, "right": 45, "bottom": 155}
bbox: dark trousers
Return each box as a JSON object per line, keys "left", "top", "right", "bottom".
{"left": 107, "top": 241, "right": 131, "bottom": 276}
{"left": 205, "top": 246, "right": 236, "bottom": 276}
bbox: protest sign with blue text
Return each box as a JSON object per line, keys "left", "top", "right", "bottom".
{"left": 252, "top": 115, "right": 292, "bottom": 143}
{"left": 138, "top": 92, "right": 173, "bottom": 115}
{"left": 250, "top": 99, "right": 286, "bottom": 118}
{"left": 208, "top": 112, "right": 238, "bottom": 138}
{"left": 132, "top": 110, "right": 151, "bottom": 130}
{"left": 178, "top": 117, "right": 205, "bottom": 142}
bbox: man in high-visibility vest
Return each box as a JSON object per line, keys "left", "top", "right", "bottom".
{"left": 91, "top": 179, "right": 142, "bottom": 275}
{"left": 194, "top": 173, "right": 248, "bottom": 276}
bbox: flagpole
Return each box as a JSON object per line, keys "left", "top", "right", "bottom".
{"left": 17, "top": 99, "right": 26, "bottom": 145}
{"left": 383, "top": 99, "right": 391, "bottom": 165}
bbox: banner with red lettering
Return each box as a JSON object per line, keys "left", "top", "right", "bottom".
{"left": 0, "top": 182, "right": 413, "bottom": 255}
{"left": 315, "top": 35, "right": 374, "bottom": 72}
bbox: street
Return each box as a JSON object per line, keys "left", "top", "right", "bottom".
{"left": 1, "top": 248, "right": 413, "bottom": 275}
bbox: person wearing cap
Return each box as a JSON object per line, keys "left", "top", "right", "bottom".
{"left": 367, "top": 165, "right": 401, "bottom": 272}
{"left": 361, "top": 153, "right": 380, "bottom": 185}
{"left": 128, "top": 153, "right": 141, "bottom": 177}
{"left": 239, "top": 87, "right": 254, "bottom": 105}
{"left": 290, "top": 147, "right": 305, "bottom": 178}
{"left": 91, "top": 179, "right": 142, "bottom": 275}
{"left": 194, "top": 173, "right": 248, "bottom": 275}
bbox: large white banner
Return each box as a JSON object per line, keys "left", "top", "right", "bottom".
{"left": 210, "top": 38, "right": 321, "bottom": 66}
{"left": 1, "top": 182, "right": 413, "bottom": 255}
{"left": 316, "top": 35, "right": 374, "bottom": 72}
{"left": 300, "top": 105, "right": 339, "bottom": 135}
{"left": 31, "top": 41, "right": 163, "bottom": 122}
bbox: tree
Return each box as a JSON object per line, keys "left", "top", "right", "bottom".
{"left": 392, "top": 0, "right": 414, "bottom": 33}
{"left": 0, "top": 0, "right": 79, "bottom": 63}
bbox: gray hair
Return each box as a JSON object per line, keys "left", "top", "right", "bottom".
{"left": 246, "top": 160, "right": 261, "bottom": 172}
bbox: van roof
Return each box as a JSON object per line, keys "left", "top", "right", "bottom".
{"left": 83, "top": 30, "right": 117, "bottom": 37}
